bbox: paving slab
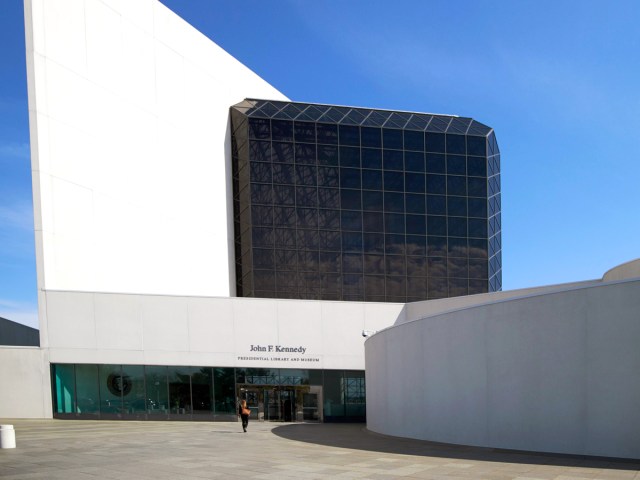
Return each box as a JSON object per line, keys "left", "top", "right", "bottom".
{"left": 0, "top": 419, "right": 638, "bottom": 479}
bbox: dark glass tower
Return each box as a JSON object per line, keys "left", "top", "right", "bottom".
{"left": 230, "top": 99, "right": 501, "bottom": 302}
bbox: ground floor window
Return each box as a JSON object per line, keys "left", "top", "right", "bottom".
{"left": 51, "top": 364, "right": 365, "bottom": 422}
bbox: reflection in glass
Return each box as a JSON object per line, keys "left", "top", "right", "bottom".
{"left": 75, "top": 364, "right": 99, "bottom": 415}
{"left": 146, "top": 365, "right": 168, "bottom": 415}
{"left": 233, "top": 101, "right": 499, "bottom": 301}
{"left": 53, "top": 364, "right": 76, "bottom": 414}
{"left": 99, "top": 364, "right": 123, "bottom": 415}
{"left": 122, "top": 365, "right": 146, "bottom": 416}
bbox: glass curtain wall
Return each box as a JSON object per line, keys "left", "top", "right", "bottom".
{"left": 230, "top": 99, "right": 501, "bottom": 303}
{"left": 51, "top": 364, "right": 366, "bottom": 423}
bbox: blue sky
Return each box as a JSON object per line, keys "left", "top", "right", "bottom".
{"left": 1, "top": 0, "right": 639, "bottom": 327}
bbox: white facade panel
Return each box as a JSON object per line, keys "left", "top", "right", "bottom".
{"left": 43, "top": 291, "right": 402, "bottom": 372}
{"left": 24, "top": 0, "right": 288, "bottom": 310}
{"left": 0, "top": 348, "right": 51, "bottom": 419}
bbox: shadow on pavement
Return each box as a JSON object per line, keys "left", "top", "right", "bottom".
{"left": 272, "top": 423, "right": 640, "bottom": 471}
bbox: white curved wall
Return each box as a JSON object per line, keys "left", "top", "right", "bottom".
{"left": 365, "top": 277, "right": 640, "bottom": 459}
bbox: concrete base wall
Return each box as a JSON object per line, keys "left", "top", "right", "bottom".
{"left": 0, "top": 347, "right": 51, "bottom": 418}
{"left": 365, "top": 279, "right": 640, "bottom": 459}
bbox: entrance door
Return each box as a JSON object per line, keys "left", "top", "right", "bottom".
{"left": 237, "top": 385, "right": 323, "bottom": 422}
{"left": 263, "top": 388, "right": 295, "bottom": 421}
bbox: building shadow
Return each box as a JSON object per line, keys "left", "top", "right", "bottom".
{"left": 271, "top": 423, "right": 640, "bottom": 471}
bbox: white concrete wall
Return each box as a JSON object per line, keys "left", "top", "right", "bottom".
{"left": 365, "top": 278, "right": 640, "bottom": 459}
{"left": 24, "top": 0, "right": 287, "bottom": 312}
{"left": 0, "top": 347, "right": 51, "bottom": 418}
{"left": 43, "top": 291, "right": 404, "bottom": 371}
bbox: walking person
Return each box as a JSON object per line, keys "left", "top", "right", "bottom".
{"left": 239, "top": 399, "right": 250, "bottom": 432}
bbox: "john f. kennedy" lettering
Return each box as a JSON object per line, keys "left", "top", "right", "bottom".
{"left": 250, "top": 344, "right": 307, "bottom": 354}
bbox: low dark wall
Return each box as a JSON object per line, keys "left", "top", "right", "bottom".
{"left": 0, "top": 316, "right": 39, "bottom": 346}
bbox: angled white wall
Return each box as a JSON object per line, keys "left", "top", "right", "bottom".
{"left": 24, "top": 0, "right": 287, "bottom": 309}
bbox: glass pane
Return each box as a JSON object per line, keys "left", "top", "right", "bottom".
{"left": 362, "top": 169, "right": 382, "bottom": 190}
{"left": 323, "top": 370, "right": 345, "bottom": 420}
{"left": 344, "top": 370, "right": 366, "bottom": 418}
{"left": 427, "top": 216, "right": 446, "bottom": 236}
{"left": 75, "top": 364, "right": 99, "bottom": 415}
{"left": 406, "top": 235, "right": 426, "bottom": 256}
{"left": 384, "top": 171, "right": 404, "bottom": 191}
{"left": 248, "top": 118, "right": 270, "bottom": 139}
{"left": 340, "top": 168, "right": 361, "bottom": 189}
{"left": 339, "top": 125, "right": 360, "bottom": 146}
{"left": 426, "top": 153, "right": 445, "bottom": 173}
{"left": 403, "top": 130, "right": 424, "bottom": 151}
{"left": 272, "top": 120, "right": 293, "bottom": 141}
{"left": 385, "top": 234, "right": 405, "bottom": 255}
{"left": 364, "top": 274, "right": 385, "bottom": 295}
{"left": 364, "top": 255, "right": 385, "bottom": 275}
{"left": 146, "top": 365, "right": 168, "bottom": 415}
{"left": 425, "top": 132, "right": 445, "bottom": 152}
{"left": 361, "top": 127, "right": 381, "bottom": 148}
{"left": 343, "top": 253, "right": 363, "bottom": 273}
{"left": 467, "top": 156, "right": 487, "bottom": 177}
{"left": 317, "top": 123, "right": 338, "bottom": 144}
{"left": 447, "top": 176, "right": 466, "bottom": 196}
{"left": 317, "top": 145, "right": 339, "bottom": 166}
{"left": 405, "top": 172, "right": 425, "bottom": 193}
{"left": 426, "top": 174, "right": 446, "bottom": 195}
{"left": 122, "top": 365, "right": 146, "bottom": 415}
{"left": 468, "top": 177, "right": 487, "bottom": 197}
{"left": 168, "top": 366, "right": 192, "bottom": 415}
{"left": 406, "top": 193, "right": 425, "bottom": 214}
{"left": 363, "top": 211, "right": 384, "bottom": 232}
{"left": 340, "top": 146, "right": 360, "bottom": 168}
{"left": 447, "top": 196, "right": 467, "bottom": 217}
{"left": 53, "top": 364, "right": 76, "bottom": 414}
{"left": 406, "top": 214, "right": 426, "bottom": 235}
{"left": 447, "top": 155, "right": 466, "bottom": 175}
{"left": 361, "top": 148, "right": 382, "bottom": 169}
{"left": 295, "top": 144, "right": 316, "bottom": 164}
{"left": 362, "top": 191, "right": 383, "bottom": 211}
{"left": 383, "top": 150, "right": 403, "bottom": 170}
{"left": 363, "top": 232, "right": 384, "bottom": 253}
{"left": 383, "top": 192, "right": 404, "bottom": 212}
{"left": 294, "top": 121, "right": 315, "bottom": 143}
{"left": 467, "top": 135, "right": 486, "bottom": 156}
{"left": 340, "top": 189, "right": 361, "bottom": 210}
{"left": 214, "top": 368, "right": 236, "bottom": 418}
{"left": 382, "top": 129, "right": 402, "bottom": 149}
{"left": 446, "top": 134, "right": 465, "bottom": 154}
{"left": 273, "top": 142, "right": 294, "bottom": 163}
{"left": 405, "top": 151, "right": 425, "bottom": 172}
{"left": 191, "top": 367, "right": 213, "bottom": 417}
{"left": 99, "top": 364, "right": 123, "bottom": 415}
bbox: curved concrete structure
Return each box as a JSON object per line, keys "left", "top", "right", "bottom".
{"left": 365, "top": 262, "right": 640, "bottom": 459}
{"left": 602, "top": 258, "right": 640, "bottom": 282}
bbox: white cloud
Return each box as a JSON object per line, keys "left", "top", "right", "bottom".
{"left": 0, "top": 202, "right": 34, "bottom": 232}
{"left": 0, "top": 142, "right": 30, "bottom": 160}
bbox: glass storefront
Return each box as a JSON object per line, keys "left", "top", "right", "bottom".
{"left": 51, "top": 364, "right": 365, "bottom": 422}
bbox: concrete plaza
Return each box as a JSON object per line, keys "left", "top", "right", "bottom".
{"left": 0, "top": 419, "right": 639, "bottom": 479}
